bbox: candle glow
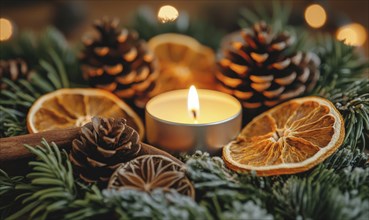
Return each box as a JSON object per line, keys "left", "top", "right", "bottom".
{"left": 187, "top": 85, "right": 200, "bottom": 121}
{"left": 0, "top": 18, "right": 13, "bottom": 41}
{"left": 157, "top": 5, "right": 179, "bottom": 23}
{"left": 304, "top": 4, "right": 327, "bottom": 28}
{"left": 336, "top": 23, "right": 367, "bottom": 46}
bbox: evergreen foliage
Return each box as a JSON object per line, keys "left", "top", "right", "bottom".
{"left": 1, "top": 144, "right": 368, "bottom": 220}
{"left": 0, "top": 27, "right": 82, "bottom": 137}
{"left": 0, "top": 3, "right": 368, "bottom": 219}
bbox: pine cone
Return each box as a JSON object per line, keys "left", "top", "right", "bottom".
{"left": 69, "top": 116, "right": 141, "bottom": 184}
{"left": 108, "top": 155, "right": 195, "bottom": 198}
{"left": 216, "top": 22, "right": 320, "bottom": 112}
{"left": 80, "top": 17, "right": 158, "bottom": 108}
{"left": 0, "top": 59, "right": 30, "bottom": 90}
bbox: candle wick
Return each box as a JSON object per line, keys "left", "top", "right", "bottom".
{"left": 191, "top": 109, "right": 197, "bottom": 120}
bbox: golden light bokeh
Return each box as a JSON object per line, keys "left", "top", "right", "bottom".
{"left": 304, "top": 4, "right": 327, "bottom": 28}
{"left": 0, "top": 18, "right": 13, "bottom": 41}
{"left": 157, "top": 5, "right": 179, "bottom": 23}
{"left": 336, "top": 23, "right": 368, "bottom": 46}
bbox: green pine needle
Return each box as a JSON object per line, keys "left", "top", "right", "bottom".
{"left": 1, "top": 140, "right": 368, "bottom": 219}
{"left": 5, "top": 139, "right": 76, "bottom": 220}
{"left": 0, "top": 27, "right": 81, "bottom": 137}
{"left": 238, "top": 0, "right": 291, "bottom": 32}
{"left": 312, "top": 36, "right": 369, "bottom": 95}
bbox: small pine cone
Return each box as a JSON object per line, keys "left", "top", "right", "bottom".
{"left": 80, "top": 17, "right": 158, "bottom": 108}
{"left": 69, "top": 116, "right": 141, "bottom": 185}
{"left": 216, "top": 21, "right": 320, "bottom": 112}
{"left": 0, "top": 59, "right": 30, "bottom": 90}
{"left": 108, "top": 155, "right": 195, "bottom": 198}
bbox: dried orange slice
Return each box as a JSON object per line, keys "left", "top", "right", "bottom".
{"left": 223, "top": 96, "right": 345, "bottom": 176}
{"left": 27, "top": 88, "right": 144, "bottom": 138}
{"left": 148, "top": 33, "right": 216, "bottom": 94}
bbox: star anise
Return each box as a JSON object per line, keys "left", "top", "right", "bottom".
{"left": 108, "top": 155, "right": 195, "bottom": 198}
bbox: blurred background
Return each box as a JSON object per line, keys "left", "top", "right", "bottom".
{"left": 1, "top": 0, "right": 368, "bottom": 55}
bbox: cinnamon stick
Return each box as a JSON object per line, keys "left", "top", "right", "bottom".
{"left": 0, "top": 128, "right": 182, "bottom": 165}
{"left": 0, "top": 127, "right": 80, "bottom": 162}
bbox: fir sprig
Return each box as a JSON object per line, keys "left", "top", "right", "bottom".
{"left": 324, "top": 144, "right": 368, "bottom": 170}
{"left": 5, "top": 139, "right": 76, "bottom": 220}
{"left": 328, "top": 80, "right": 369, "bottom": 150}
{"left": 238, "top": 1, "right": 309, "bottom": 53}
{"left": 1, "top": 141, "right": 369, "bottom": 220}
{"left": 184, "top": 151, "right": 274, "bottom": 219}
{"left": 272, "top": 166, "right": 369, "bottom": 220}
{"left": 221, "top": 200, "right": 273, "bottom": 220}
{"left": 1, "top": 141, "right": 207, "bottom": 220}
{"left": 312, "top": 36, "right": 369, "bottom": 95}
{"left": 0, "top": 27, "right": 82, "bottom": 137}
{"left": 238, "top": 0, "right": 291, "bottom": 32}
{"left": 0, "top": 170, "right": 24, "bottom": 219}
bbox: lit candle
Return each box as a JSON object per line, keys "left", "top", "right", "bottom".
{"left": 145, "top": 86, "right": 242, "bottom": 154}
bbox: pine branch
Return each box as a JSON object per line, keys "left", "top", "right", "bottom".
{"left": 312, "top": 36, "right": 369, "bottom": 95}
{"left": 272, "top": 167, "right": 369, "bottom": 220}
{"left": 324, "top": 145, "right": 368, "bottom": 171}
{"left": 221, "top": 200, "right": 273, "bottom": 220}
{"left": 238, "top": 1, "right": 309, "bottom": 52}
{"left": 0, "top": 27, "right": 83, "bottom": 137}
{"left": 308, "top": 36, "right": 369, "bottom": 170}
{"left": 338, "top": 166, "right": 369, "bottom": 200}
{"left": 0, "top": 170, "right": 24, "bottom": 219}
{"left": 184, "top": 151, "right": 274, "bottom": 219}
{"left": 238, "top": 0, "right": 291, "bottom": 32}
{"left": 5, "top": 139, "right": 76, "bottom": 220}
{"left": 3, "top": 142, "right": 207, "bottom": 220}
{"left": 66, "top": 188, "right": 208, "bottom": 220}
{"left": 1, "top": 146, "right": 369, "bottom": 220}
{"left": 316, "top": 79, "right": 369, "bottom": 152}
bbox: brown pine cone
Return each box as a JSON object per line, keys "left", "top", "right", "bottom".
{"left": 0, "top": 59, "right": 30, "bottom": 90}
{"left": 80, "top": 17, "right": 158, "bottom": 108}
{"left": 216, "top": 21, "right": 320, "bottom": 112}
{"left": 108, "top": 155, "right": 195, "bottom": 198}
{"left": 69, "top": 116, "right": 141, "bottom": 184}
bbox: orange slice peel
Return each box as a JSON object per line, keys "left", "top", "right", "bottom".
{"left": 148, "top": 33, "right": 216, "bottom": 94}
{"left": 223, "top": 96, "right": 345, "bottom": 176}
{"left": 27, "top": 88, "right": 144, "bottom": 139}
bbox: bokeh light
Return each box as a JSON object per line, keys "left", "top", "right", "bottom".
{"left": 304, "top": 4, "right": 327, "bottom": 28}
{"left": 157, "top": 5, "right": 179, "bottom": 23}
{"left": 336, "top": 23, "right": 367, "bottom": 46}
{"left": 0, "top": 18, "right": 13, "bottom": 41}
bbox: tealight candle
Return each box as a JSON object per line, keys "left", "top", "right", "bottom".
{"left": 145, "top": 86, "right": 242, "bottom": 154}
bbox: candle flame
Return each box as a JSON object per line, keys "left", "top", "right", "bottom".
{"left": 187, "top": 85, "right": 200, "bottom": 121}
{"left": 157, "top": 5, "right": 179, "bottom": 23}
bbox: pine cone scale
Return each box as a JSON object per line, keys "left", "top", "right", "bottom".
{"left": 217, "top": 21, "right": 320, "bottom": 111}
{"left": 0, "top": 59, "right": 31, "bottom": 90}
{"left": 81, "top": 17, "right": 158, "bottom": 103}
{"left": 96, "top": 146, "right": 116, "bottom": 157}
{"left": 70, "top": 117, "right": 141, "bottom": 185}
